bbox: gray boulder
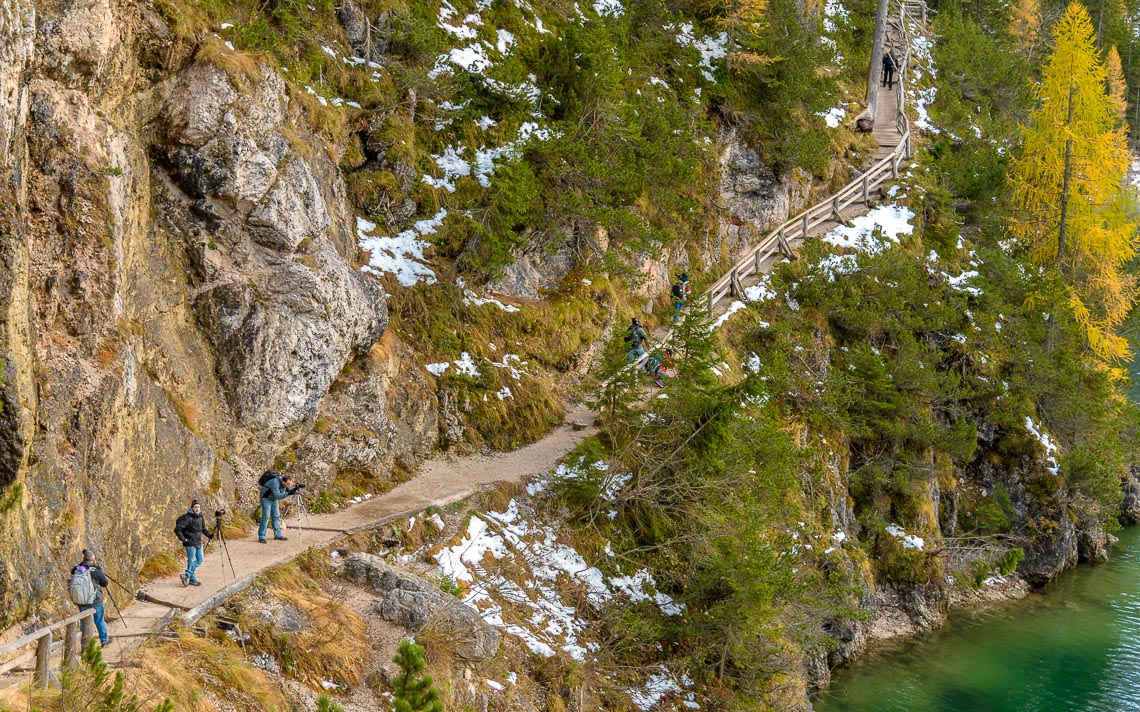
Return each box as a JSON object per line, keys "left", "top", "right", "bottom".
{"left": 341, "top": 553, "right": 501, "bottom": 661}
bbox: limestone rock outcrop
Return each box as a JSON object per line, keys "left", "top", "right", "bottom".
{"left": 0, "top": 0, "right": 436, "bottom": 628}
{"left": 340, "top": 553, "right": 501, "bottom": 661}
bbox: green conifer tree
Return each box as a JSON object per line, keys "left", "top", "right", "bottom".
{"left": 392, "top": 640, "right": 444, "bottom": 712}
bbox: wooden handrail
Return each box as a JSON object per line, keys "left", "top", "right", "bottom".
{"left": 0, "top": 608, "right": 95, "bottom": 658}
{"left": 0, "top": 608, "right": 97, "bottom": 689}
{"left": 625, "top": 1, "right": 924, "bottom": 370}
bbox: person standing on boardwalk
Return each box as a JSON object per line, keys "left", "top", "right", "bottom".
{"left": 68, "top": 550, "right": 111, "bottom": 646}
{"left": 881, "top": 47, "right": 898, "bottom": 89}
{"left": 174, "top": 499, "right": 212, "bottom": 587}
{"left": 625, "top": 318, "right": 649, "bottom": 361}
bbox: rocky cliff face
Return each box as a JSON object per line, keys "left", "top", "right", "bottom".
{"left": 0, "top": 0, "right": 435, "bottom": 628}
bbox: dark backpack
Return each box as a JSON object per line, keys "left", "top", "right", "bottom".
{"left": 671, "top": 283, "right": 684, "bottom": 299}
{"left": 258, "top": 470, "right": 281, "bottom": 498}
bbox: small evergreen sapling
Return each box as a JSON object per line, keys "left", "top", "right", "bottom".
{"left": 315, "top": 695, "right": 345, "bottom": 712}
{"left": 392, "top": 640, "right": 444, "bottom": 712}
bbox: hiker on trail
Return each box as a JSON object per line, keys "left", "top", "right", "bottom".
{"left": 643, "top": 348, "right": 674, "bottom": 387}
{"left": 671, "top": 272, "right": 691, "bottom": 323}
{"left": 881, "top": 48, "right": 898, "bottom": 89}
{"left": 68, "top": 549, "right": 110, "bottom": 646}
{"left": 174, "top": 499, "right": 213, "bottom": 587}
{"left": 258, "top": 471, "right": 304, "bottom": 544}
{"left": 625, "top": 317, "right": 649, "bottom": 362}
{"left": 671, "top": 282, "right": 685, "bottom": 322}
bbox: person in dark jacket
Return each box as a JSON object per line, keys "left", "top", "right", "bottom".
{"left": 882, "top": 48, "right": 898, "bottom": 89}
{"left": 258, "top": 473, "right": 302, "bottom": 543}
{"left": 174, "top": 500, "right": 213, "bottom": 587}
{"left": 69, "top": 549, "right": 111, "bottom": 646}
{"left": 626, "top": 318, "right": 650, "bottom": 362}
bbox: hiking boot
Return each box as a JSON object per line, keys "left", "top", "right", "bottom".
{"left": 100, "top": 638, "right": 112, "bottom": 647}
{"left": 258, "top": 538, "right": 267, "bottom": 544}
{"left": 179, "top": 574, "right": 188, "bottom": 587}
{"left": 189, "top": 579, "right": 202, "bottom": 586}
{"left": 273, "top": 535, "right": 288, "bottom": 541}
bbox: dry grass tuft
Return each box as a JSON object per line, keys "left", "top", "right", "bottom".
{"left": 135, "top": 633, "right": 290, "bottom": 711}
{"left": 139, "top": 552, "right": 183, "bottom": 583}
{"left": 236, "top": 561, "right": 369, "bottom": 689}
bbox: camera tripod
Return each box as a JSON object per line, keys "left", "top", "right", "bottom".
{"left": 289, "top": 487, "right": 310, "bottom": 548}
{"left": 211, "top": 516, "right": 238, "bottom": 584}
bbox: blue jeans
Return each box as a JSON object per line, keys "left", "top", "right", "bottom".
{"left": 184, "top": 545, "right": 204, "bottom": 581}
{"left": 259, "top": 498, "right": 281, "bottom": 539}
{"left": 627, "top": 344, "right": 646, "bottom": 362}
{"left": 79, "top": 603, "right": 108, "bottom": 644}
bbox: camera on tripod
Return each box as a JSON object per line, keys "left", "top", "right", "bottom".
{"left": 214, "top": 508, "right": 226, "bottom": 518}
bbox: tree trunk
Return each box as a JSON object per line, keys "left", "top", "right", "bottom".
{"left": 1057, "top": 84, "right": 1076, "bottom": 270}
{"left": 866, "top": 0, "right": 891, "bottom": 119}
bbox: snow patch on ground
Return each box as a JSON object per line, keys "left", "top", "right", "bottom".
{"left": 1025, "top": 416, "right": 1060, "bottom": 475}
{"left": 593, "top": 0, "right": 624, "bottom": 16}
{"left": 886, "top": 523, "right": 924, "bottom": 550}
{"left": 358, "top": 212, "right": 443, "bottom": 286}
{"left": 434, "top": 492, "right": 684, "bottom": 663}
{"left": 672, "top": 23, "right": 728, "bottom": 82}
{"left": 819, "top": 107, "right": 846, "bottom": 128}
{"left": 822, "top": 204, "right": 915, "bottom": 254}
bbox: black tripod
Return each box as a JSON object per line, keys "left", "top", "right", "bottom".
{"left": 211, "top": 516, "right": 238, "bottom": 583}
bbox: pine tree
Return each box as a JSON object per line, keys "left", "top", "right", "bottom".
{"left": 392, "top": 640, "right": 444, "bottom": 712}
{"left": 1007, "top": 2, "right": 1137, "bottom": 363}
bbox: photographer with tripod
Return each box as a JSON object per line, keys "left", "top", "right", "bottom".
{"left": 257, "top": 470, "right": 305, "bottom": 544}
{"left": 174, "top": 499, "right": 213, "bottom": 587}
{"left": 67, "top": 549, "right": 111, "bottom": 646}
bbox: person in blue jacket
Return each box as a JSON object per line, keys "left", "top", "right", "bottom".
{"left": 258, "top": 472, "right": 304, "bottom": 543}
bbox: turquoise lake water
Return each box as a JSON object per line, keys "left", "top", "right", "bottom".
{"left": 814, "top": 525, "right": 1140, "bottom": 712}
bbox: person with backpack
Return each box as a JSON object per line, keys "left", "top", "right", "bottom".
{"left": 258, "top": 471, "right": 304, "bottom": 544}
{"left": 671, "top": 282, "right": 685, "bottom": 323}
{"left": 882, "top": 47, "right": 898, "bottom": 89}
{"left": 625, "top": 318, "right": 649, "bottom": 362}
{"left": 174, "top": 499, "right": 213, "bottom": 587}
{"left": 68, "top": 549, "right": 110, "bottom": 646}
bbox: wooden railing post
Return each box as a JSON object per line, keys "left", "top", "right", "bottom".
{"left": 862, "top": 173, "right": 870, "bottom": 203}
{"left": 755, "top": 247, "right": 763, "bottom": 271}
{"left": 832, "top": 195, "right": 842, "bottom": 221}
{"left": 34, "top": 631, "right": 51, "bottom": 689}
{"left": 777, "top": 229, "right": 793, "bottom": 257}
{"left": 80, "top": 614, "right": 95, "bottom": 650}
{"left": 64, "top": 621, "right": 81, "bottom": 669}
{"left": 802, "top": 211, "right": 809, "bottom": 238}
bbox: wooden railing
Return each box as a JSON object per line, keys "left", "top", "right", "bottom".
{"left": 702, "top": 1, "right": 919, "bottom": 314}
{"left": 625, "top": 2, "right": 924, "bottom": 374}
{"left": 0, "top": 608, "right": 96, "bottom": 688}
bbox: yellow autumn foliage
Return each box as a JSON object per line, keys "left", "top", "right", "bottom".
{"left": 1008, "top": 2, "right": 1138, "bottom": 364}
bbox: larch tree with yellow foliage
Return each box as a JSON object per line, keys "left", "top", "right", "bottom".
{"left": 1105, "top": 45, "right": 1128, "bottom": 120}
{"left": 1009, "top": 0, "right": 1042, "bottom": 60}
{"left": 1008, "top": 2, "right": 1138, "bottom": 363}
